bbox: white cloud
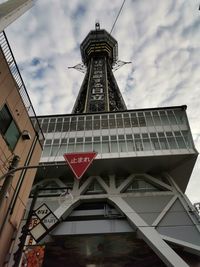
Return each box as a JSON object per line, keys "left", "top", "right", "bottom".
{"left": 4, "top": 0, "right": 200, "bottom": 203}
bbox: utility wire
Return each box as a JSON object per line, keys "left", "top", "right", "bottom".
{"left": 110, "top": 0, "right": 126, "bottom": 34}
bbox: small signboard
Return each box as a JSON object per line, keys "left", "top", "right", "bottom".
{"left": 63, "top": 152, "right": 97, "bottom": 180}
{"left": 29, "top": 204, "right": 59, "bottom": 242}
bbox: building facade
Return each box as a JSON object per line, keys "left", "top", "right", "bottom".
{"left": 0, "top": 0, "right": 33, "bottom": 32}
{"left": 0, "top": 32, "right": 43, "bottom": 266}
{"left": 14, "top": 25, "right": 200, "bottom": 267}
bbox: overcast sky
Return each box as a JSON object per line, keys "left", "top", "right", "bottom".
{"left": 2, "top": 0, "right": 200, "bottom": 203}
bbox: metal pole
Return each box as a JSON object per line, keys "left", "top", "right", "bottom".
{"left": 0, "top": 155, "right": 20, "bottom": 216}
{"left": 13, "top": 185, "right": 40, "bottom": 267}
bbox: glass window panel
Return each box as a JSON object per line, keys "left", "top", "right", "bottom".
{"left": 116, "top": 114, "right": 122, "bottom": 118}
{"left": 123, "top": 113, "right": 129, "bottom": 118}
{"left": 85, "top": 121, "right": 92, "bottom": 130}
{"left": 174, "top": 110, "right": 186, "bottom": 124}
{"left": 63, "top": 121, "right": 69, "bottom": 131}
{"left": 0, "top": 105, "right": 12, "bottom": 134}
{"left": 109, "top": 118, "right": 116, "bottom": 128}
{"left": 159, "top": 111, "right": 166, "bottom": 115}
{"left": 71, "top": 117, "right": 77, "bottom": 122}
{"left": 174, "top": 131, "right": 181, "bottom": 136}
{"left": 130, "top": 113, "right": 136, "bottom": 118}
{"left": 167, "top": 137, "right": 178, "bottom": 149}
{"left": 84, "top": 142, "right": 92, "bottom": 152}
{"left": 111, "top": 135, "right": 117, "bottom": 141}
{"left": 102, "top": 115, "right": 107, "bottom": 119}
{"left": 166, "top": 132, "right": 173, "bottom": 137}
{"left": 48, "top": 122, "right": 55, "bottom": 132}
{"left": 124, "top": 118, "right": 131, "bottom": 127}
{"left": 70, "top": 122, "right": 76, "bottom": 131}
{"left": 55, "top": 123, "right": 62, "bottom": 131}
{"left": 143, "top": 139, "right": 152, "bottom": 150}
{"left": 131, "top": 118, "right": 138, "bottom": 127}
{"left": 150, "top": 133, "right": 157, "bottom": 138}
{"left": 142, "top": 133, "right": 148, "bottom": 138}
{"left": 160, "top": 114, "right": 169, "bottom": 125}
{"left": 126, "top": 134, "right": 133, "bottom": 140}
{"left": 102, "top": 142, "right": 110, "bottom": 153}
{"left": 151, "top": 138, "right": 160, "bottom": 150}
{"left": 42, "top": 123, "right": 48, "bottom": 132}
{"left": 53, "top": 139, "right": 59, "bottom": 144}
{"left": 159, "top": 138, "right": 168, "bottom": 149}
{"left": 152, "top": 111, "right": 159, "bottom": 116}
{"left": 85, "top": 137, "right": 92, "bottom": 142}
{"left": 45, "top": 139, "right": 52, "bottom": 145}
{"left": 94, "top": 136, "right": 100, "bottom": 142}
{"left": 93, "top": 119, "right": 100, "bottom": 130}
{"left": 158, "top": 132, "right": 165, "bottom": 137}
{"left": 111, "top": 141, "right": 118, "bottom": 152}
{"left": 59, "top": 144, "right": 67, "bottom": 155}
{"left": 101, "top": 120, "right": 108, "bottom": 129}
{"left": 42, "top": 146, "right": 51, "bottom": 157}
{"left": 78, "top": 116, "right": 84, "bottom": 121}
{"left": 134, "top": 134, "right": 140, "bottom": 139}
{"left": 50, "top": 145, "right": 59, "bottom": 156}
{"left": 118, "top": 135, "right": 125, "bottom": 140}
{"left": 75, "top": 143, "right": 83, "bottom": 152}
{"left": 69, "top": 138, "right": 75, "bottom": 143}
{"left": 138, "top": 117, "right": 146, "bottom": 126}
{"left": 102, "top": 136, "right": 109, "bottom": 141}
{"left": 61, "top": 138, "right": 67, "bottom": 144}
{"left": 146, "top": 116, "right": 154, "bottom": 126}
{"left": 67, "top": 144, "right": 75, "bottom": 152}
{"left": 153, "top": 116, "right": 161, "bottom": 126}
{"left": 77, "top": 121, "right": 84, "bottom": 131}
{"left": 86, "top": 116, "right": 92, "bottom": 120}
{"left": 109, "top": 114, "right": 115, "bottom": 119}
{"left": 117, "top": 118, "right": 123, "bottom": 128}
{"left": 181, "top": 131, "right": 192, "bottom": 148}
{"left": 93, "top": 142, "right": 101, "bottom": 153}
{"left": 127, "top": 140, "right": 135, "bottom": 151}
{"left": 135, "top": 140, "right": 143, "bottom": 151}
{"left": 77, "top": 137, "right": 83, "bottom": 142}
{"left": 119, "top": 141, "right": 127, "bottom": 152}
{"left": 50, "top": 118, "right": 56, "bottom": 122}
{"left": 168, "top": 114, "right": 176, "bottom": 125}
{"left": 5, "top": 121, "right": 20, "bottom": 150}
{"left": 176, "top": 137, "right": 186, "bottom": 148}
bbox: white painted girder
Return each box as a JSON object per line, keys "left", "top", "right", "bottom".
{"left": 109, "top": 196, "right": 189, "bottom": 267}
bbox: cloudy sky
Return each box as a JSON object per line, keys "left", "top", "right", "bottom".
{"left": 2, "top": 0, "right": 200, "bottom": 203}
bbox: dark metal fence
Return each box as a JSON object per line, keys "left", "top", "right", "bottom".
{"left": 0, "top": 31, "right": 44, "bottom": 147}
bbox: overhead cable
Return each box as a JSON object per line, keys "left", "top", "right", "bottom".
{"left": 110, "top": 0, "right": 126, "bottom": 34}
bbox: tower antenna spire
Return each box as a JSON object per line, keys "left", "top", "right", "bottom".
{"left": 95, "top": 20, "right": 100, "bottom": 30}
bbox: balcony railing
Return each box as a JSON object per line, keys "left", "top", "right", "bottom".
{"left": 0, "top": 31, "right": 44, "bottom": 147}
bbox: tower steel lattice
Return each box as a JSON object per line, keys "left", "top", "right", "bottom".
{"left": 72, "top": 23, "right": 127, "bottom": 114}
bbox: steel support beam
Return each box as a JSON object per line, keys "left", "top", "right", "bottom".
{"left": 109, "top": 196, "right": 189, "bottom": 267}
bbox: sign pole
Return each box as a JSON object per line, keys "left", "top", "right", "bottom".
{"left": 13, "top": 185, "right": 40, "bottom": 267}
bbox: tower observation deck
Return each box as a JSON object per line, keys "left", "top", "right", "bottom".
{"left": 72, "top": 23, "right": 127, "bottom": 113}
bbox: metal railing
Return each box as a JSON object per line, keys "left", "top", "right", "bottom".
{"left": 0, "top": 31, "right": 44, "bottom": 147}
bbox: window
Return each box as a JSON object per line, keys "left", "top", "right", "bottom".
{"left": 0, "top": 105, "right": 20, "bottom": 150}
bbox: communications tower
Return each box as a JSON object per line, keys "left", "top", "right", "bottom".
{"left": 13, "top": 24, "right": 200, "bottom": 267}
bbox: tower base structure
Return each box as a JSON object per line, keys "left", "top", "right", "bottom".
{"left": 10, "top": 106, "right": 200, "bottom": 267}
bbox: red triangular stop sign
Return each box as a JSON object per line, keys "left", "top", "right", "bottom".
{"left": 63, "top": 152, "right": 97, "bottom": 180}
